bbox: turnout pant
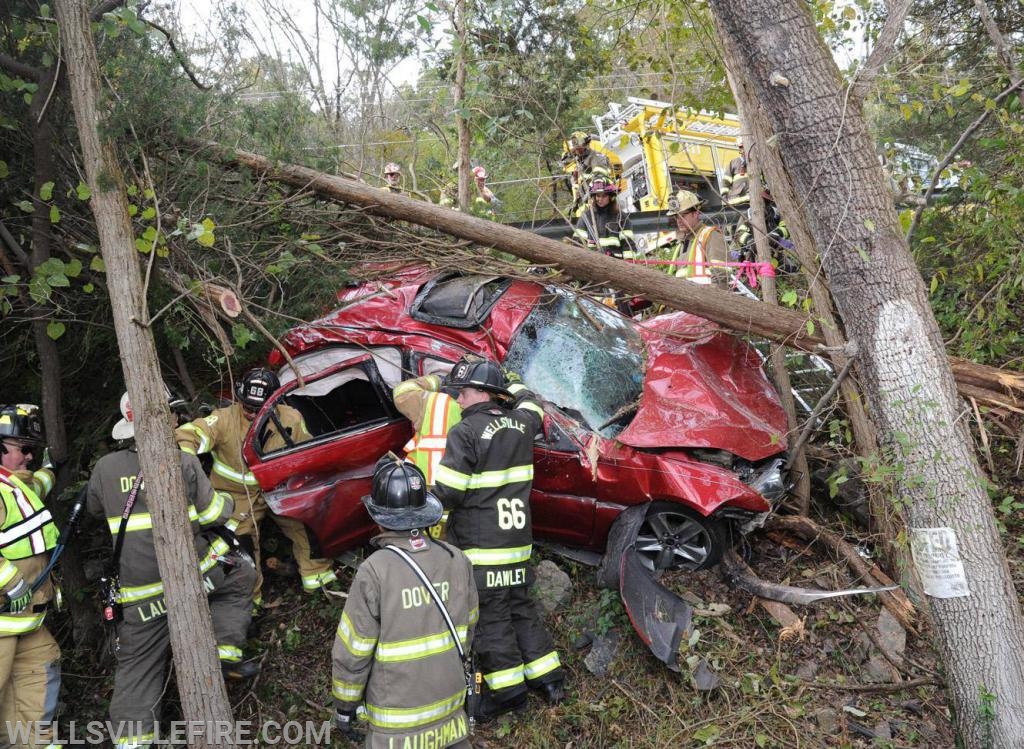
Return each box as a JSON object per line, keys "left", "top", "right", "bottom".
{"left": 109, "top": 560, "right": 255, "bottom": 747}
{"left": 0, "top": 626, "right": 60, "bottom": 749}
{"left": 475, "top": 584, "right": 563, "bottom": 704}
{"left": 228, "top": 490, "right": 336, "bottom": 597}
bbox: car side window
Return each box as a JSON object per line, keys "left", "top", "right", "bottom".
{"left": 256, "top": 361, "right": 397, "bottom": 457}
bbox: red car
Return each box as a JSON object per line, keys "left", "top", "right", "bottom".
{"left": 243, "top": 270, "right": 789, "bottom": 574}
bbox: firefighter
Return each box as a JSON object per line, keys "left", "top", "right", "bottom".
{"left": 734, "top": 189, "right": 794, "bottom": 269}
{"left": 0, "top": 404, "right": 61, "bottom": 749}
{"left": 572, "top": 175, "right": 637, "bottom": 259}
{"left": 434, "top": 357, "right": 564, "bottom": 720}
{"left": 382, "top": 162, "right": 403, "bottom": 194}
{"left": 722, "top": 136, "right": 749, "bottom": 207}
{"left": 176, "top": 368, "right": 338, "bottom": 602}
{"left": 471, "top": 165, "right": 501, "bottom": 218}
{"left": 562, "top": 131, "right": 611, "bottom": 218}
{"left": 88, "top": 390, "right": 258, "bottom": 748}
{"left": 659, "top": 189, "right": 730, "bottom": 288}
{"left": 392, "top": 374, "right": 462, "bottom": 539}
{"left": 332, "top": 459, "right": 478, "bottom": 749}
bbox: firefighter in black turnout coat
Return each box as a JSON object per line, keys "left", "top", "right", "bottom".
{"left": 434, "top": 356, "right": 564, "bottom": 719}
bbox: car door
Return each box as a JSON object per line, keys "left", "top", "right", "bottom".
{"left": 243, "top": 351, "right": 411, "bottom": 557}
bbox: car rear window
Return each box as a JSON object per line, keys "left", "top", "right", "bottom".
{"left": 409, "top": 273, "right": 511, "bottom": 328}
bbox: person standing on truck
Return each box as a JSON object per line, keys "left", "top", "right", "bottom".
{"left": 571, "top": 175, "right": 637, "bottom": 259}
{"left": 561, "top": 131, "right": 611, "bottom": 218}
{"left": 434, "top": 356, "right": 565, "bottom": 720}
{"left": 176, "top": 368, "right": 340, "bottom": 604}
{"left": 659, "top": 189, "right": 731, "bottom": 288}
{"left": 722, "top": 136, "right": 750, "bottom": 207}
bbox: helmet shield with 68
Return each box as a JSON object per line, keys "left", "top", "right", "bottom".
{"left": 444, "top": 356, "right": 509, "bottom": 397}
{"left": 235, "top": 368, "right": 281, "bottom": 411}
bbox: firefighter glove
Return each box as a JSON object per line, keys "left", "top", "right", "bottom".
{"left": 6, "top": 579, "right": 31, "bottom": 614}
{"left": 335, "top": 709, "right": 362, "bottom": 742}
{"left": 502, "top": 369, "right": 523, "bottom": 387}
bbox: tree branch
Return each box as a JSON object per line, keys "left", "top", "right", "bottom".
{"left": 849, "top": 0, "right": 911, "bottom": 102}
{"left": 971, "top": 0, "right": 1024, "bottom": 109}
{"left": 143, "top": 18, "right": 211, "bottom": 91}
{"left": 0, "top": 53, "right": 43, "bottom": 82}
{"left": 89, "top": 0, "right": 126, "bottom": 20}
{"left": 905, "top": 77, "right": 1024, "bottom": 244}
{"left": 0, "top": 220, "right": 31, "bottom": 268}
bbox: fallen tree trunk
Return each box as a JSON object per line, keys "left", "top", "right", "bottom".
{"left": 195, "top": 141, "right": 1022, "bottom": 411}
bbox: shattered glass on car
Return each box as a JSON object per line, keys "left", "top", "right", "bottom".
{"left": 504, "top": 287, "right": 644, "bottom": 437}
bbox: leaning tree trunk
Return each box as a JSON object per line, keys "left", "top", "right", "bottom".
{"left": 708, "top": 0, "right": 1024, "bottom": 744}
{"left": 55, "top": 1, "right": 236, "bottom": 746}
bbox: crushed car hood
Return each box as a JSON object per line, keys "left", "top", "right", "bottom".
{"left": 617, "top": 312, "right": 788, "bottom": 462}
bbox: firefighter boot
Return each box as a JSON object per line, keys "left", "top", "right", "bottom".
{"left": 540, "top": 680, "right": 565, "bottom": 705}
{"left": 222, "top": 659, "right": 261, "bottom": 681}
{"left": 474, "top": 690, "right": 527, "bottom": 723}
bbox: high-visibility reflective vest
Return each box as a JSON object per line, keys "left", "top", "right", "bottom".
{"left": 670, "top": 226, "right": 720, "bottom": 285}
{"left": 0, "top": 468, "right": 58, "bottom": 561}
{"left": 403, "top": 392, "right": 461, "bottom": 485}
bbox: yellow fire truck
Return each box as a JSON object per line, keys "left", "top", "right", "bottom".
{"left": 581, "top": 97, "right": 744, "bottom": 213}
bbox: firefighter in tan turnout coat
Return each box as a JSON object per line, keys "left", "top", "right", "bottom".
{"left": 0, "top": 404, "right": 61, "bottom": 749}
{"left": 332, "top": 459, "right": 478, "bottom": 748}
{"left": 176, "top": 368, "right": 337, "bottom": 600}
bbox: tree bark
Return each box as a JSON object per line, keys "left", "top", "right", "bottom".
{"left": 55, "top": 1, "right": 236, "bottom": 745}
{"left": 199, "top": 141, "right": 1024, "bottom": 412}
{"left": 453, "top": 0, "right": 471, "bottom": 212}
{"left": 708, "top": 0, "right": 1024, "bottom": 744}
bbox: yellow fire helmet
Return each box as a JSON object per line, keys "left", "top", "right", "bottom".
{"left": 666, "top": 189, "right": 703, "bottom": 216}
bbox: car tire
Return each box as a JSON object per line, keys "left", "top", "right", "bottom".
{"left": 595, "top": 503, "right": 727, "bottom": 589}
{"left": 633, "top": 502, "right": 726, "bottom": 574}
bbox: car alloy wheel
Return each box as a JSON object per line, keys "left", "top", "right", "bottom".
{"left": 634, "top": 504, "right": 724, "bottom": 572}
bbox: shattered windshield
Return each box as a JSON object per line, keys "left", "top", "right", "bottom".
{"left": 505, "top": 287, "right": 645, "bottom": 437}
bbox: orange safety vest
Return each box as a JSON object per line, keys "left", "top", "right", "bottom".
{"left": 670, "top": 225, "right": 720, "bottom": 285}
{"left": 403, "top": 391, "right": 461, "bottom": 485}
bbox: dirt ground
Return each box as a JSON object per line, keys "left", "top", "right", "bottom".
{"left": 55, "top": 506, "right": 960, "bottom": 748}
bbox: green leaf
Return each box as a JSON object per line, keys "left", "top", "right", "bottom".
{"left": 416, "top": 14, "right": 431, "bottom": 31}
{"left": 806, "top": 319, "right": 815, "bottom": 336}
{"left": 127, "top": 184, "right": 138, "bottom": 197}
{"left": 231, "top": 323, "right": 256, "bottom": 349}
{"left": 83, "top": 283, "right": 94, "bottom": 293}
{"left": 0, "top": 161, "right": 8, "bottom": 179}
{"left": 28, "top": 277, "right": 50, "bottom": 304}
{"left": 65, "top": 259, "right": 82, "bottom": 278}
{"left": 49, "top": 205, "right": 60, "bottom": 224}
{"left": 46, "top": 321, "right": 65, "bottom": 340}
{"left": 141, "top": 206, "right": 156, "bottom": 220}
{"left": 755, "top": 733, "right": 769, "bottom": 747}
{"left": 16, "top": 200, "right": 33, "bottom": 213}
{"left": 76, "top": 182, "right": 91, "bottom": 200}
{"left": 90, "top": 256, "right": 106, "bottom": 272}
{"left": 40, "top": 181, "right": 54, "bottom": 201}
{"left": 46, "top": 273, "right": 69, "bottom": 288}
{"left": 781, "top": 290, "right": 798, "bottom": 306}
{"left": 930, "top": 275, "right": 938, "bottom": 294}
{"left": 863, "top": 218, "right": 875, "bottom": 232}
{"left": 197, "top": 231, "right": 215, "bottom": 248}
{"left": 693, "top": 725, "right": 721, "bottom": 743}
{"left": 135, "top": 238, "right": 151, "bottom": 253}
{"left": 1, "top": 275, "right": 19, "bottom": 283}
{"left": 855, "top": 245, "right": 870, "bottom": 262}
